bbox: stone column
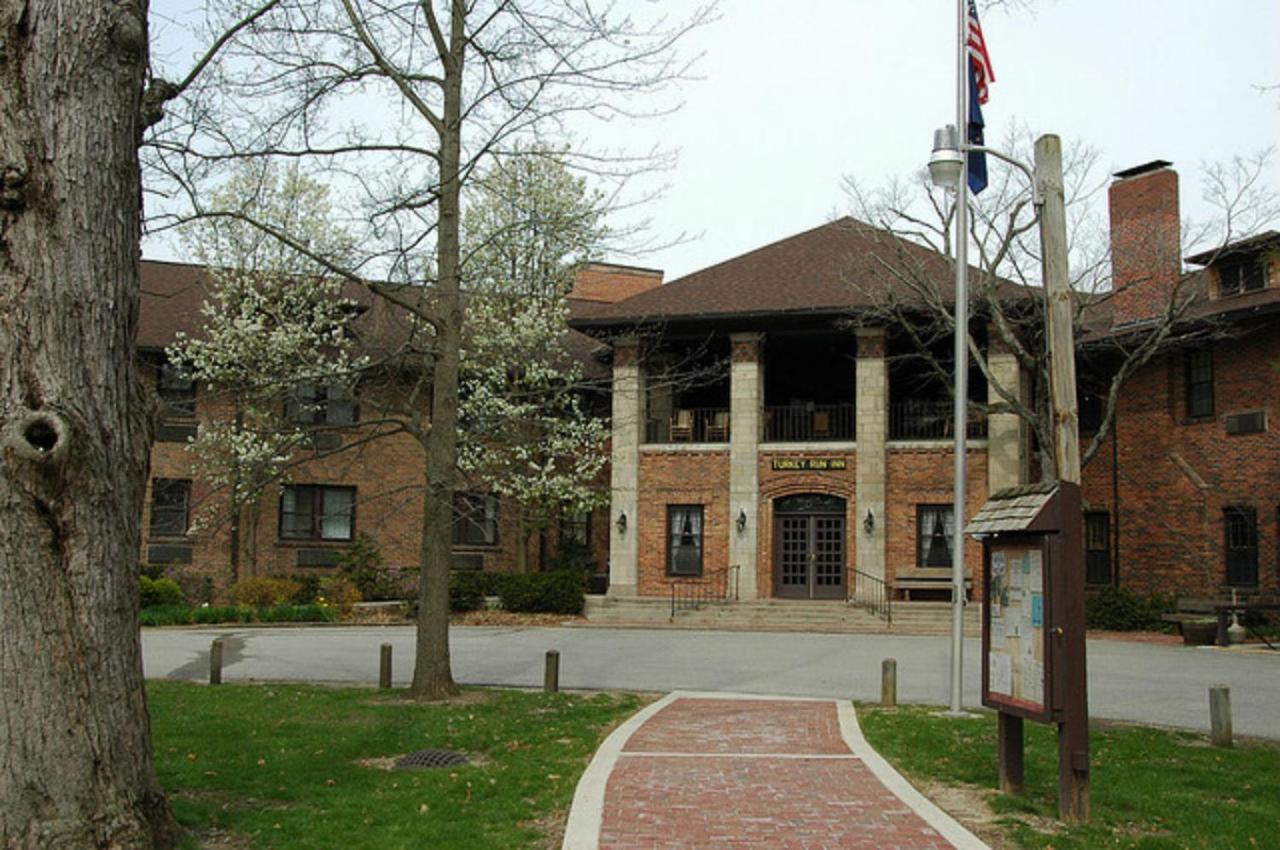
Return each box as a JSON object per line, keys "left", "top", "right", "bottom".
{"left": 729, "top": 332, "right": 763, "bottom": 600}
{"left": 608, "top": 338, "right": 643, "bottom": 597}
{"left": 987, "top": 333, "right": 1025, "bottom": 494}
{"left": 855, "top": 329, "right": 887, "bottom": 583}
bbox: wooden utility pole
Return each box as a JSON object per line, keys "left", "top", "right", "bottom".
{"left": 1034, "top": 134, "right": 1090, "bottom": 823}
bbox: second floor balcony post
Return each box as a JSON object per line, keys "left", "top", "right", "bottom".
{"left": 608, "top": 337, "right": 644, "bottom": 597}
{"left": 729, "top": 332, "right": 764, "bottom": 599}
{"left": 986, "top": 328, "right": 1027, "bottom": 492}
{"left": 855, "top": 328, "right": 887, "bottom": 584}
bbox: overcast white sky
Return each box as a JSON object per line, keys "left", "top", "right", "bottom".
{"left": 145, "top": 1, "right": 1280, "bottom": 282}
{"left": 620, "top": 0, "right": 1280, "bottom": 280}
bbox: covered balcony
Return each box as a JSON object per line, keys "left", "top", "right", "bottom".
{"left": 643, "top": 336, "right": 731, "bottom": 444}
{"left": 887, "top": 328, "right": 988, "bottom": 441}
{"left": 762, "top": 333, "right": 857, "bottom": 442}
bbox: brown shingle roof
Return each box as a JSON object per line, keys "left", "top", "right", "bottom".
{"left": 137, "top": 260, "right": 216, "bottom": 350}
{"left": 139, "top": 259, "right": 610, "bottom": 377}
{"left": 570, "top": 217, "right": 1020, "bottom": 328}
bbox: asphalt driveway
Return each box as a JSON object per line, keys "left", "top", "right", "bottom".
{"left": 141, "top": 625, "right": 1280, "bottom": 739}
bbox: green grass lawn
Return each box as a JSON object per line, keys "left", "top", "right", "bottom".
{"left": 148, "top": 681, "right": 647, "bottom": 850}
{"left": 858, "top": 704, "right": 1280, "bottom": 850}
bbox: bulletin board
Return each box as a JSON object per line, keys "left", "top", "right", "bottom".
{"left": 983, "top": 539, "right": 1052, "bottom": 720}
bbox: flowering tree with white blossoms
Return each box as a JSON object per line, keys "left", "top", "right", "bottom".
{"left": 457, "top": 151, "right": 611, "bottom": 571}
{"left": 459, "top": 296, "right": 609, "bottom": 571}
{"left": 167, "top": 163, "right": 365, "bottom": 576}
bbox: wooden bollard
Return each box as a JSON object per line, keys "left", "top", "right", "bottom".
{"left": 881, "top": 658, "right": 897, "bottom": 707}
{"left": 379, "top": 643, "right": 393, "bottom": 689}
{"left": 209, "top": 638, "right": 223, "bottom": 686}
{"left": 544, "top": 650, "right": 560, "bottom": 693}
{"left": 1209, "top": 685, "right": 1233, "bottom": 747}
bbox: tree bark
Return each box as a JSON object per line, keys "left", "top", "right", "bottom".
{"left": 409, "top": 0, "right": 466, "bottom": 700}
{"left": 0, "top": 0, "right": 175, "bottom": 846}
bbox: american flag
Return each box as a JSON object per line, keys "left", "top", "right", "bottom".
{"left": 966, "top": 0, "right": 995, "bottom": 105}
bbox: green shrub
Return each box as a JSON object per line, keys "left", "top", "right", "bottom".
{"left": 229, "top": 577, "right": 302, "bottom": 608}
{"left": 140, "top": 602, "right": 334, "bottom": 626}
{"left": 140, "top": 604, "right": 194, "bottom": 627}
{"left": 449, "top": 571, "right": 487, "bottom": 612}
{"left": 497, "top": 570, "right": 586, "bottom": 615}
{"left": 335, "top": 533, "right": 408, "bottom": 601}
{"left": 285, "top": 573, "right": 324, "bottom": 604}
{"left": 140, "top": 575, "right": 184, "bottom": 608}
{"left": 193, "top": 605, "right": 249, "bottom": 624}
{"left": 257, "top": 603, "right": 336, "bottom": 623}
{"left": 140, "top": 562, "right": 169, "bottom": 581}
{"left": 1086, "top": 586, "right": 1176, "bottom": 631}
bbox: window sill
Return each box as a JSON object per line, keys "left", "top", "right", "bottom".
{"left": 451, "top": 544, "right": 501, "bottom": 552}
{"left": 1180, "top": 416, "right": 1215, "bottom": 426}
{"left": 276, "top": 539, "right": 353, "bottom": 548}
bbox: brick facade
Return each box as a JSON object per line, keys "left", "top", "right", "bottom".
{"left": 137, "top": 260, "right": 617, "bottom": 596}
{"left": 635, "top": 450, "right": 730, "bottom": 597}
{"left": 1080, "top": 322, "right": 1280, "bottom": 596}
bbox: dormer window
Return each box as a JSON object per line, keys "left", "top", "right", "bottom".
{"left": 1218, "top": 257, "right": 1267, "bottom": 297}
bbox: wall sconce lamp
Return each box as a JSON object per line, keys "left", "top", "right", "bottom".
{"left": 863, "top": 509, "right": 875, "bottom": 535}
{"left": 616, "top": 511, "right": 627, "bottom": 534}
{"left": 736, "top": 509, "right": 748, "bottom": 534}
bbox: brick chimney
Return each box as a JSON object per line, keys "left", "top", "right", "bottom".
{"left": 1108, "top": 161, "right": 1181, "bottom": 327}
{"left": 569, "top": 262, "right": 663, "bottom": 304}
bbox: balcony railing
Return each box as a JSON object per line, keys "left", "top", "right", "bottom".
{"left": 645, "top": 407, "right": 731, "bottom": 443}
{"left": 763, "top": 404, "right": 855, "bottom": 442}
{"left": 889, "top": 400, "right": 987, "bottom": 440}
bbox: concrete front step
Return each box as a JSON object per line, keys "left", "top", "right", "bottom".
{"left": 583, "top": 596, "right": 981, "bottom": 636}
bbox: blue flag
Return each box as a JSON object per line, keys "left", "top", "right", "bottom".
{"left": 967, "top": 65, "right": 987, "bottom": 195}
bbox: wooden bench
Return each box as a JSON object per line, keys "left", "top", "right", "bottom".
{"left": 1163, "top": 597, "right": 1280, "bottom": 646}
{"left": 892, "top": 569, "right": 973, "bottom": 601}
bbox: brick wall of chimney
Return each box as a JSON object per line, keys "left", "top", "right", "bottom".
{"left": 1108, "top": 166, "right": 1182, "bottom": 328}
{"left": 570, "top": 263, "right": 663, "bottom": 304}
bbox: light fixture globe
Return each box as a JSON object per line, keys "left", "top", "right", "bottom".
{"left": 928, "top": 124, "right": 963, "bottom": 188}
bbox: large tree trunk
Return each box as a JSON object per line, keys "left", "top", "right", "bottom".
{"left": 0, "top": 1, "right": 175, "bottom": 846}
{"left": 410, "top": 1, "right": 466, "bottom": 700}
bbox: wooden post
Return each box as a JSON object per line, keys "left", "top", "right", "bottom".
{"left": 880, "top": 659, "right": 897, "bottom": 707}
{"left": 209, "top": 638, "right": 223, "bottom": 686}
{"left": 1209, "top": 686, "right": 1233, "bottom": 747}
{"left": 544, "top": 650, "right": 560, "bottom": 693}
{"left": 1036, "top": 134, "right": 1090, "bottom": 824}
{"left": 379, "top": 643, "right": 393, "bottom": 689}
{"left": 998, "top": 712, "right": 1025, "bottom": 794}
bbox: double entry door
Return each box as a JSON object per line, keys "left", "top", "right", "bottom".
{"left": 774, "top": 494, "right": 846, "bottom": 600}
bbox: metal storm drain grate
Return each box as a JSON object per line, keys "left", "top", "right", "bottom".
{"left": 395, "top": 749, "right": 470, "bottom": 770}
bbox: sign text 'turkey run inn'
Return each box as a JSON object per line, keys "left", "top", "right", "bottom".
{"left": 770, "top": 458, "right": 848, "bottom": 472}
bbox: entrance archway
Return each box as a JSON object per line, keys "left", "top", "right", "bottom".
{"left": 773, "top": 494, "right": 846, "bottom": 599}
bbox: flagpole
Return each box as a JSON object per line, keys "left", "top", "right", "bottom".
{"left": 947, "top": 0, "right": 970, "bottom": 717}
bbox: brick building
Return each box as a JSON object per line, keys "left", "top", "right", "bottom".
{"left": 137, "top": 260, "right": 661, "bottom": 589}
{"left": 138, "top": 161, "right": 1277, "bottom": 607}
{"left": 1078, "top": 163, "right": 1280, "bottom": 598}
{"left": 569, "top": 161, "right": 1279, "bottom": 605}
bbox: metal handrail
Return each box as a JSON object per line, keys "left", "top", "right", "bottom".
{"left": 762, "top": 403, "right": 856, "bottom": 442}
{"left": 848, "top": 568, "right": 892, "bottom": 625}
{"left": 670, "top": 563, "right": 740, "bottom": 620}
{"left": 888, "top": 400, "right": 987, "bottom": 440}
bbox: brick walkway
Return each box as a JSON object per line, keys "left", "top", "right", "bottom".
{"left": 564, "top": 694, "right": 987, "bottom": 850}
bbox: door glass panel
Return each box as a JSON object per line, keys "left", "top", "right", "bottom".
{"left": 814, "top": 517, "right": 844, "bottom": 586}
{"left": 780, "top": 517, "right": 809, "bottom": 587}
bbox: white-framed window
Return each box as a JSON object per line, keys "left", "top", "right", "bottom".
{"left": 666, "top": 505, "right": 703, "bottom": 576}
{"left": 917, "top": 504, "right": 954, "bottom": 568}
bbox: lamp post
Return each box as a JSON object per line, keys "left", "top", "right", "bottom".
{"left": 928, "top": 129, "right": 1090, "bottom": 821}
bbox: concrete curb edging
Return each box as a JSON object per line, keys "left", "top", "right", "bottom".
{"left": 835, "top": 701, "right": 989, "bottom": 850}
{"left": 561, "top": 691, "right": 680, "bottom": 850}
